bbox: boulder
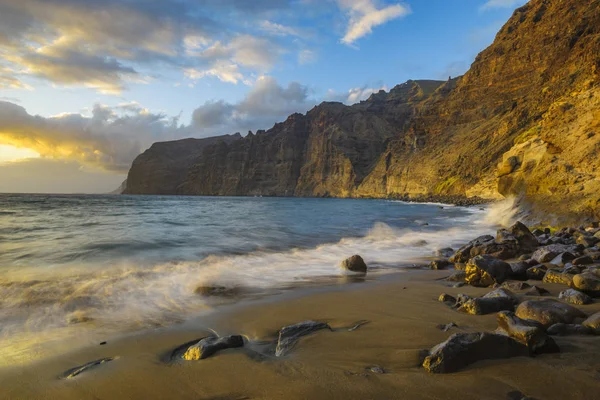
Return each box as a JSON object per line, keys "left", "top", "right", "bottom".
{"left": 341, "top": 255, "right": 367, "bottom": 273}
{"left": 422, "top": 332, "right": 529, "bottom": 373}
{"left": 508, "top": 221, "right": 539, "bottom": 253}
{"left": 438, "top": 293, "right": 457, "bottom": 305}
{"left": 542, "top": 270, "right": 574, "bottom": 286}
{"left": 275, "top": 321, "right": 331, "bottom": 356}
{"left": 526, "top": 265, "right": 547, "bottom": 280}
{"left": 502, "top": 281, "right": 531, "bottom": 291}
{"left": 429, "top": 259, "right": 453, "bottom": 270}
{"left": 465, "top": 255, "right": 512, "bottom": 287}
{"left": 582, "top": 312, "right": 600, "bottom": 333}
{"left": 515, "top": 299, "right": 587, "bottom": 327}
{"left": 525, "top": 286, "right": 550, "bottom": 296}
{"left": 496, "top": 311, "right": 559, "bottom": 354}
{"left": 549, "top": 252, "right": 576, "bottom": 267}
{"left": 509, "top": 261, "right": 530, "bottom": 281}
{"left": 532, "top": 244, "right": 583, "bottom": 264}
{"left": 457, "top": 296, "right": 515, "bottom": 315}
{"left": 576, "top": 236, "right": 599, "bottom": 248}
{"left": 470, "top": 239, "right": 518, "bottom": 260}
{"left": 450, "top": 235, "right": 494, "bottom": 263}
{"left": 482, "top": 287, "right": 520, "bottom": 305}
{"left": 183, "top": 335, "right": 244, "bottom": 360}
{"left": 558, "top": 289, "right": 593, "bottom": 305}
{"left": 572, "top": 256, "right": 593, "bottom": 265}
{"left": 445, "top": 271, "right": 466, "bottom": 282}
{"left": 435, "top": 248, "right": 455, "bottom": 258}
{"left": 547, "top": 323, "right": 593, "bottom": 336}
{"left": 572, "top": 273, "right": 600, "bottom": 293}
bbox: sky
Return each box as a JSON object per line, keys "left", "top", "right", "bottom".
{"left": 0, "top": 0, "right": 528, "bottom": 193}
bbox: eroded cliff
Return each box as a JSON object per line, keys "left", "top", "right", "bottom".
{"left": 124, "top": 0, "right": 600, "bottom": 220}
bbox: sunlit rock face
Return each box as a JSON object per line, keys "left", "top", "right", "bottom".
{"left": 125, "top": 0, "right": 600, "bottom": 220}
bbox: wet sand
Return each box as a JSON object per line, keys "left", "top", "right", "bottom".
{"left": 1, "top": 270, "right": 599, "bottom": 400}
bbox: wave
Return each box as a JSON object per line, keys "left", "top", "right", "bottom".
{"left": 0, "top": 209, "right": 504, "bottom": 365}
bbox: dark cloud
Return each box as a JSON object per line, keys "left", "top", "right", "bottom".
{"left": 192, "top": 76, "right": 315, "bottom": 134}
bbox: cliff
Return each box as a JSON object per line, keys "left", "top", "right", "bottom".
{"left": 124, "top": 0, "right": 600, "bottom": 220}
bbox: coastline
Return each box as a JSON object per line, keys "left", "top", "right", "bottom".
{"left": 2, "top": 265, "right": 599, "bottom": 400}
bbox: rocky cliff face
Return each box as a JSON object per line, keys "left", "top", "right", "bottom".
{"left": 124, "top": 0, "right": 600, "bottom": 220}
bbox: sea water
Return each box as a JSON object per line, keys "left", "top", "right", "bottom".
{"left": 0, "top": 194, "right": 500, "bottom": 364}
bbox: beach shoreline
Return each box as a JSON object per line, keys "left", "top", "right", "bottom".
{"left": 2, "top": 259, "right": 599, "bottom": 400}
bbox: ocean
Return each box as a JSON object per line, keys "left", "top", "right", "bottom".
{"left": 0, "top": 194, "right": 500, "bottom": 364}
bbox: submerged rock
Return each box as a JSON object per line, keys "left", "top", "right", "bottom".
{"left": 547, "top": 323, "right": 593, "bottom": 336}
{"left": 515, "top": 299, "right": 587, "bottom": 327}
{"left": 423, "top": 332, "right": 528, "bottom": 373}
{"left": 465, "top": 255, "right": 512, "bottom": 287}
{"left": 558, "top": 289, "right": 593, "bottom": 305}
{"left": 195, "top": 285, "right": 241, "bottom": 297}
{"left": 62, "top": 357, "right": 115, "bottom": 379}
{"left": 436, "top": 248, "right": 455, "bottom": 258}
{"left": 183, "top": 335, "right": 244, "bottom": 360}
{"left": 341, "top": 255, "right": 367, "bottom": 273}
{"left": 275, "top": 321, "right": 331, "bottom": 357}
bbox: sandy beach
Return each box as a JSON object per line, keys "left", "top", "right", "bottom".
{"left": 2, "top": 268, "right": 599, "bottom": 400}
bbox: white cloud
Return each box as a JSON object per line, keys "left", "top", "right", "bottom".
{"left": 337, "top": 0, "right": 410, "bottom": 45}
{"left": 325, "top": 84, "right": 388, "bottom": 104}
{"left": 185, "top": 62, "right": 250, "bottom": 85}
{"left": 259, "top": 20, "right": 302, "bottom": 37}
{"left": 480, "top": 0, "right": 527, "bottom": 11}
{"left": 298, "top": 49, "right": 317, "bottom": 65}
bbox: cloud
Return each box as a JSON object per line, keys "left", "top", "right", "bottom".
{"left": 298, "top": 49, "right": 317, "bottom": 65}
{"left": 480, "top": 0, "right": 527, "bottom": 11}
{"left": 337, "top": 0, "right": 410, "bottom": 45}
{"left": 325, "top": 84, "right": 388, "bottom": 104}
{"left": 259, "top": 21, "right": 302, "bottom": 37}
{"left": 0, "top": 0, "right": 294, "bottom": 93}
{"left": 0, "top": 77, "right": 317, "bottom": 173}
{"left": 0, "top": 100, "right": 188, "bottom": 172}
{"left": 192, "top": 76, "right": 315, "bottom": 133}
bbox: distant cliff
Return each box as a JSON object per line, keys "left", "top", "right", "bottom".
{"left": 124, "top": 0, "right": 600, "bottom": 220}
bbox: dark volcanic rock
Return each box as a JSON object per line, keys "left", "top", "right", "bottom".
{"left": 437, "top": 322, "right": 458, "bottom": 332}
{"left": 572, "top": 273, "right": 600, "bottom": 293}
{"left": 509, "top": 261, "right": 530, "bottom": 281}
{"left": 526, "top": 265, "right": 548, "bottom": 280}
{"left": 573, "top": 256, "right": 594, "bottom": 266}
{"left": 558, "top": 289, "right": 593, "bottom": 305}
{"left": 195, "top": 285, "right": 241, "bottom": 297}
{"left": 515, "top": 299, "right": 587, "bottom": 327}
{"left": 444, "top": 271, "right": 466, "bottom": 282}
{"left": 542, "top": 270, "right": 574, "bottom": 286}
{"left": 547, "top": 323, "right": 593, "bottom": 336}
{"left": 457, "top": 296, "right": 515, "bottom": 315}
{"left": 502, "top": 281, "right": 531, "bottom": 291}
{"left": 582, "top": 312, "right": 600, "bottom": 333}
{"left": 549, "top": 252, "right": 576, "bottom": 267}
{"left": 438, "top": 293, "right": 457, "bottom": 306}
{"left": 482, "top": 287, "right": 519, "bottom": 304}
{"left": 422, "top": 332, "right": 528, "bottom": 373}
{"left": 429, "top": 259, "right": 453, "bottom": 270}
{"left": 341, "top": 255, "right": 367, "bottom": 273}
{"left": 496, "top": 311, "right": 559, "bottom": 354}
{"left": 532, "top": 245, "right": 583, "bottom": 264}
{"left": 183, "top": 335, "right": 244, "bottom": 360}
{"left": 450, "top": 236, "right": 494, "bottom": 263}
{"left": 508, "top": 221, "right": 539, "bottom": 253}
{"left": 525, "top": 286, "right": 550, "bottom": 296}
{"left": 436, "top": 248, "right": 455, "bottom": 258}
{"left": 465, "top": 255, "right": 512, "bottom": 287}
{"left": 275, "top": 321, "right": 331, "bottom": 357}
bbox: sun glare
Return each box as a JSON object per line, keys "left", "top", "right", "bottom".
{"left": 0, "top": 144, "right": 40, "bottom": 163}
